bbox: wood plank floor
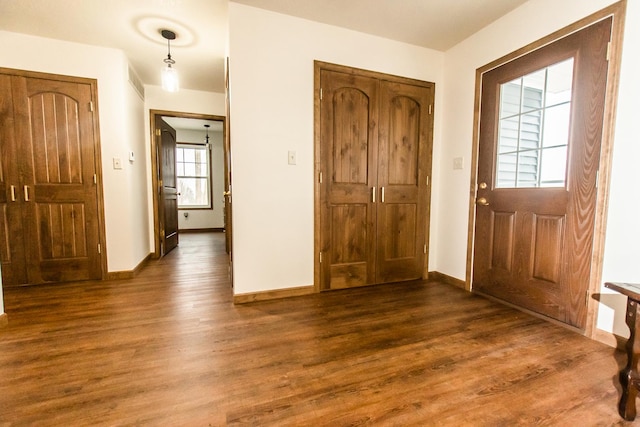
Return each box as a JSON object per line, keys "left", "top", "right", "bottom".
{"left": 0, "top": 232, "right": 633, "bottom": 426}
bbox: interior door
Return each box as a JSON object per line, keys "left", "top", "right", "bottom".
{"left": 0, "top": 74, "right": 27, "bottom": 284}
{"left": 318, "top": 65, "right": 434, "bottom": 291}
{"left": 376, "top": 80, "right": 432, "bottom": 283}
{"left": 224, "top": 57, "right": 233, "bottom": 261}
{"left": 156, "top": 116, "right": 179, "bottom": 255}
{"left": 4, "top": 74, "right": 103, "bottom": 284}
{"left": 472, "top": 18, "right": 612, "bottom": 329}
{"left": 320, "top": 70, "right": 379, "bottom": 290}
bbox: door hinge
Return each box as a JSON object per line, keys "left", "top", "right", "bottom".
{"left": 426, "top": 176, "right": 430, "bottom": 186}
{"left": 320, "top": 88, "right": 323, "bottom": 100}
{"left": 93, "top": 174, "right": 97, "bottom": 184}
{"left": 606, "top": 41, "right": 611, "bottom": 61}
{"left": 319, "top": 171, "right": 323, "bottom": 183}
{"left": 89, "top": 101, "right": 94, "bottom": 112}
{"left": 319, "top": 251, "right": 323, "bottom": 263}
{"left": 424, "top": 244, "right": 427, "bottom": 254}
{"left": 156, "top": 129, "right": 161, "bottom": 137}
{"left": 98, "top": 243, "right": 102, "bottom": 254}
{"left": 585, "top": 290, "right": 590, "bottom": 306}
{"left": 428, "top": 104, "right": 433, "bottom": 115}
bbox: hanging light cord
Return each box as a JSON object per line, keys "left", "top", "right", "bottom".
{"left": 164, "top": 37, "right": 175, "bottom": 66}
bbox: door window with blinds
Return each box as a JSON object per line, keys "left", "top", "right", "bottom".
{"left": 496, "top": 58, "right": 574, "bottom": 188}
{"left": 176, "top": 144, "right": 212, "bottom": 209}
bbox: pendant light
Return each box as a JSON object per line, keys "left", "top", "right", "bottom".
{"left": 204, "top": 124, "right": 210, "bottom": 146}
{"left": 160, "top": 29, "right": 179, "bottom": 92}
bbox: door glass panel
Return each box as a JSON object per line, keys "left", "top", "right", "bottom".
{"left": 496, "top": 57, "right": 574, "bottom": 188}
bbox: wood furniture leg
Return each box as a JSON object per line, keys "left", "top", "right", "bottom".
{"left": 619, "top": 297, "right": 640, "bottom": 421}
{"left": 605, "top": 282, "right": 640, "bottom": 421}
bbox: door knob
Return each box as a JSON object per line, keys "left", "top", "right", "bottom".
{"left": 223, "top": 191, "right": 231, "bottom": 196}
{"left": 476, "top": 197, "right": 489, "bottom": 206}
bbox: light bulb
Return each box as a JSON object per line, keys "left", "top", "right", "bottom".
{"left": 161, "top": 63, "right": 179, "bottom": 92}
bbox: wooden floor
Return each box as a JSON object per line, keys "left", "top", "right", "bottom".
{"left": 0, "top": 232, "right": 633, "bottom": 425}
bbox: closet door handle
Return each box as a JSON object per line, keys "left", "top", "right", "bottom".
{"left": 381, "top": 186, "right": 385, "bottom": 203}
{"left": 372, "top": 187, "right": 376, "bottom": 203}
{"left": 10, "top": 185, "right": 16, "bottom": 202}
{"left": 23, "top": 185, "right": 30, "bottom": 202}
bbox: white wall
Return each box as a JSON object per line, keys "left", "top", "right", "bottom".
{"left": 598, "top": 0, "right": 640, "bottom": 337}
{"left": 438, "top": 0, "right": 639, "bottom": 337}
{"left": 228, "top": 4, "right": 444, "bottom": 294}
{"left": 175, "top": 129, "right": 225, "bottom": 230}
{"left": 1, "top": 31, "right": 150, "bottom": 273}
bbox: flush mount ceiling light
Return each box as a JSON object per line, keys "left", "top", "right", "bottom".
{"left": 160, "top": 29, "right": 179, "bottom": 92}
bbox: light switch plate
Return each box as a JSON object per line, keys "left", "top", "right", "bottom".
{"left": 453, "top": 157, "right": 464, "bottom": 170}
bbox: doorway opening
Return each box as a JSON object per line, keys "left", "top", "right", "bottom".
{"left": 149, "top": 110, "right": 227, "bottom": 259}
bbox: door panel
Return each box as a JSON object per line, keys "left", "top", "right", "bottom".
{"left": 14, "top": 77, "right": 102, "bottom": 283}
{"left": 156, "top": 117, "right": 179, "bottom": 255}
{"left": 0, "top": 74, "right": 26, "bottom": 285}
{"left": 473, "top": 18, "right": 612, "bottom": 329}
{"left": 320, "top": 70, "right": 378, "bottom": 290}
{"left": 376, "top": 81, "right": 432, "bottom": 283}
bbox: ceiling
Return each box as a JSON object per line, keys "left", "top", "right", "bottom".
{"left": 0, "top": 0, "right": 529, "bottom": 94}
{"left": 163, "top": 117, "right": 224, "bottom": 133}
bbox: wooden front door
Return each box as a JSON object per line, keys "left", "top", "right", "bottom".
{"left": 318, "top": 63, "right": 434, "bottom": 290}
{"left": 0, "top": 70, "right": 104, "bottom": 285}
{"left": 156, "top": 117, "right": 179, "bottom": 256}
{"left": 472, "top": 18, "right": 612, "bottom": 329}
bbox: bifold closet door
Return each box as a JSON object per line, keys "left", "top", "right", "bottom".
{"left": 319, "top": 67, "right": 434, "bottom": 291}
{"left": 375, "top": 80, "right": 432, "bottom": 284}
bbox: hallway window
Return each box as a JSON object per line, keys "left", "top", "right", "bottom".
{"left": 176, "top": 144, "right": 212, "bottom": 209}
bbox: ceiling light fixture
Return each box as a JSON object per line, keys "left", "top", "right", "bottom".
{"left": 160, "top": 29, "right": 179, "bottom": 92}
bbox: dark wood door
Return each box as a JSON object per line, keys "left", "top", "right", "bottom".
{"left": 319, "top": 65, "right": 434, "bottom": 290}
{"left": 0, "top": 74, "right": 27, "bottom": 284}
{"left": 156, "top": 117, "right": 179, "bottom": 255}
{"left": 473, "top": 18, "right": 612, "bottom": 329}
{"left": 0, "top": 72, "right": 103, "bottom": 285}
{"left": 320, "top": 70, "right": 379, "bottom": 290}
{"left": 376, "top": 80, "right": 432, "bottom": 283}
{"left": 224, "top": 57, "right": 233, "bottom": 259}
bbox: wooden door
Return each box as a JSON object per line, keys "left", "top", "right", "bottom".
{"left": 0, "top": 74, "right": 27, "bottom": 284}
{"left": 156, "top": 117, "right": 179, "bottom": 255}
{"left": 376, "top": 80, "right": 432, "bottom": 283}
{"left": 473, "top": 18, "right": 612, "bottom": 329}
{"left": 320, "top": 70, "right": 379, "bottom": 290}
{"left": 318, "top": 64, "right": 434, "bottom": 291}
{"left": 0, "top": 73, "right": 104, "bottom": 285}
{"left": 224, "top": 57, "right": 233, "bottom": 259}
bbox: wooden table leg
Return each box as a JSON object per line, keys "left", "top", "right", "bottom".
{"left": 620, "top": 298, "right": 640, "bottom": 421}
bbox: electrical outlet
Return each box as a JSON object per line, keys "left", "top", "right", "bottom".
{"left": 113, "top": 157, "right": 123, "bottom": 170}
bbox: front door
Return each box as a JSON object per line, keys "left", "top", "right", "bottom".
{"left": 156, "top": 117, "right": 179, "bottom": 255}
{"left": 473, "top": 18, "right": 612, "bottom": 329}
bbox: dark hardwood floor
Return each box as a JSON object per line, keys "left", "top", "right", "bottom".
{"left": 0, "top": 232, "right": 633, "bottom": 425}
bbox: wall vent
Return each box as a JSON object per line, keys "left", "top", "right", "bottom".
{"left": 128, "top": 65, "right": 145, "bottom": 101}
